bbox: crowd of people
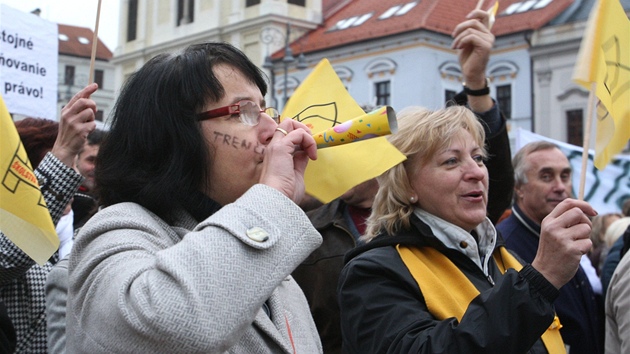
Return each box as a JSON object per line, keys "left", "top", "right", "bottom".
{"left": 1, "top": 84, "right": 98, "bottom": 353}
{"left": 1, "top": 6, "right": 629, "bottom": 354}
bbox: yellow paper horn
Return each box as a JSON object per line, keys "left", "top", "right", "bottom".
{"left": 313, "top": 106, "right": 397, "bottom": 149}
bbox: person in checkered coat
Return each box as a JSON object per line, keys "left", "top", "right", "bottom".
{"left": 0, "top": 83, "right": 98, "bottom": 353}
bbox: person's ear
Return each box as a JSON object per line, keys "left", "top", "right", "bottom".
{"left": 514, "top": 184, "right": 524, "bottom": 200}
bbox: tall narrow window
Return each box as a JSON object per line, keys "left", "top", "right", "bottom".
{"left": 177, "top": 0, "right": 195, "bottom": 26}
{"left": 566, "top": 109, "right": 583, "bottom": 146}
{"left": 95, "top": 110, "right": 104, "bottom": 122}
{"left": 496, "top": 84, "right": 512, "bottom": 119}
{"left": 375, "top": 81, "right": 391, "bottom": 106}
{"left": 288, "top": 0, "right": 306, "bottom": 6}
{"left": 64, "top": 66, "right": 75, "bottom": 86}
{"left": 94, "top": 69, "right": 104, "bottom": 89}
{"left": 127, "top": 0, "right": 138, "bottom": 42}
{"left": 246, "top": 0, "right": 261, "bottom": 6}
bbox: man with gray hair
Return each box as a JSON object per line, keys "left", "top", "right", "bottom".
{"left": 497, "top": 140, "right": 603, "bottom": 354}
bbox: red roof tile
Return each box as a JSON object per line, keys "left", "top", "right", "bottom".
{"left": 58, "top": 24, "right": 112, "bottom": 60}
{"left": 286, "top": 0, "right": 573, "bottom": 56}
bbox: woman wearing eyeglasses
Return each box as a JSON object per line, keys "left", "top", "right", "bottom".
{"left": 65, "top": 43, "right": 322, "bottom": 353}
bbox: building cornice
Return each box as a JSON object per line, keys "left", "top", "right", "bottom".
{"left": 111, "top": 14, "right": 319, "bottom": 65}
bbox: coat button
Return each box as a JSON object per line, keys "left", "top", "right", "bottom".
{"left": 460, "top": 241, "right": 468, "bottom": 248}
{"left": 246, "top": 227, "right": 269, "bottom": 242}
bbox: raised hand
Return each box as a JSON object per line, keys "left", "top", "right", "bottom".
{"left": 452, "top": 8, "right": 495, "bottom": 112}
{"left": 531, "top": 198, "right": 597, "bottom": 289}
{"left": 52, "top": 83, "right": 98, "bottom": 168}
{"left": 452, "top": 9, "right": 494, "bottom": 87}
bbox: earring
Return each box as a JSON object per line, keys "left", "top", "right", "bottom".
{"left": 410, "top": 196, "right": 417, "bottom": 203}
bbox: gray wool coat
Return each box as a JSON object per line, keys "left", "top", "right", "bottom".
{"left": 66, "top": 184, "right": 323, "bottom": 353}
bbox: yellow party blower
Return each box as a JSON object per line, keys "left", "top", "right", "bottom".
{"left": 313, "top": 106, "right": 397, "bottom": 149}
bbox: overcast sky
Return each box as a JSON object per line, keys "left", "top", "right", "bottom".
{"left": 0, "top": 0, "right": 120, "bottom": 51}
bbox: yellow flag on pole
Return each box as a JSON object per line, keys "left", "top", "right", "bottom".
{"left": 282, "top": 59, "right": 406, "bottom": 203}
{"left": 0, "top": 94, "right": 59, "bottom": 264}
{"left": 573, "top": 0, "right": 630, "bottom": 170}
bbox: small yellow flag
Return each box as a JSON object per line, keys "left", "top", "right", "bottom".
{"left": 573, "top": 0, "right": 630, "bottom": 169}
{"left": 488, "top": 1, "right": 499, "bottom": 30}
{"left": 0, "top": 94, "right": 59, "bottom": 264}
{"left": 283, "top": 59, "right": 406, "bottom": 203}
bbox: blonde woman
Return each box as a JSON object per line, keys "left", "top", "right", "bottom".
{"left": 338, "top": 105, "right": 596, "bottom": 353}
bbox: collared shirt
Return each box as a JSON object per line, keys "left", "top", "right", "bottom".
{"left": 413, "top": 208, "right": 497, "bottom": 276}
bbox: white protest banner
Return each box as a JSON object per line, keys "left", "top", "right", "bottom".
{"left": 515, "top": 128, "right": 630, "bottom": 214}
{"left": 0, "top": 5, "right": 58, "bottom": 120}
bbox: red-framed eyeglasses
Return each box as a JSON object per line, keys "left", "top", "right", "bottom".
{"left": 197, "top": 100, "right": 280, "bottom": 126}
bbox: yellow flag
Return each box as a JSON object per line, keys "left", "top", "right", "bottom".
{"left": 0, "top": 94, "right": 59, "bottom": 264}
{"left": 283, "top": 59, "right": 406, "bottom": 203}
{"left": 573, "top": 0, "right": 630, "bottom": 169}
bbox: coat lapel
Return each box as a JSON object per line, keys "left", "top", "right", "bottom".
{"left": 252, "top": 287, "right": 295, "bottom": 354}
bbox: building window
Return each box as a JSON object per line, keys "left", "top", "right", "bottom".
{"left": 177, "top": 0, "right": 194, "bottom": 26}
{"left": 365, "top": 58, "right": 396, "bottom": 106}
{"left": 488, "top": 61, "right": 518, "bottom": 119}
{"left": 567, "top": 109, "right": 583, "bottom": 146}
{"left": 64, "top": 66, "right": 75, "bottom": 86}
{"left": 335, "top": 66, "right": 353, "bottom": 92}
{"left": 127, "top": 0, "right": 138, "bottom": 42}
{"left": 375, "top": 81, "right": 391, "bottom": 106}
{"left": 288, "top": 0, "right": 306, "bottom": 6}
{"left": 439, "top": 61, "right": 463, "bottom": 105}
{"left": 445, "top": 89, "right": 457, "bottom": 106}
{"left": 95, "top": 110, "right": 104, "bottom": 122}
{"left": 496, "top": 84, "right": 512, "bottom": 119}
{"left": 246, "top": 0, "right": 261, "bottom": 6}
{"left": 94, "top": 69, "right": 104, "bottom": 89}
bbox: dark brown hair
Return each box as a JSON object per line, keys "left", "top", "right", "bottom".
{"left": 14, "top": 118, "right": 59, "bottom": 168}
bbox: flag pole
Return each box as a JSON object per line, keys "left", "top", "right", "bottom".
{"left": 578, "top": 82, "right": 597, "bottom": 200}
{"left": 88, "top": 0, "right": 103, "bottom": 85}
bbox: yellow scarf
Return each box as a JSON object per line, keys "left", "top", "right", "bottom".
{"left": 397, "top": 245, "right": 565, "bottom": 354}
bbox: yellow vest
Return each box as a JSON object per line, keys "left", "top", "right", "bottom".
{"left": 397, "top": 245, "right": 565, "bottom": 354}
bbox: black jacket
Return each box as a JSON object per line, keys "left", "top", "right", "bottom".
{"left": 293, "top": 199, "right": 356, "bottom": 354}
{"left": 339, "top": 216, "right": 560, "bottom": 354}
{"left": 0, "top": 300, "right": 15, "bottom": 354}
{"left": 293, "top": 103, "right": 514, "bottom": 354}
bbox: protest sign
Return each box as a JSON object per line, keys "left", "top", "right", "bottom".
{"left": 0, "top": 4, "right": 58, "bottom": 120}
{"left": 515, "top": 128, "right": 630, "bottom": 214}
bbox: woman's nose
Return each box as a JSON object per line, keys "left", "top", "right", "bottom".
{"left": 464, "top": 159, "right": 486, "bottom": 181}
{"left": 259, "top": 113, "right": 279, "bottom": 143}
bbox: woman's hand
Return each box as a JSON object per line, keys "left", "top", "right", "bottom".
{"left": 52, "top": 83, "right": 98, "bottom": 168}
{"left": 258, "top": 119, "right": 317, "bottom": 204}
{"left": 531, "top": 198, "right": 597, "bottom": 289}
{"left": 452, "top": 9, "right": 494, "bottom": 88}
{"left": 452, "top": 8, "right": 495, "bottom": 112}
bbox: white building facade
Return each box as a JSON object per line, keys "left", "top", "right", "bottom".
{"left": 109, "top": 0, "right": 629, "bottom": 154}
{"left": 112, "top": 0, "right": 323, "bottom": 95}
